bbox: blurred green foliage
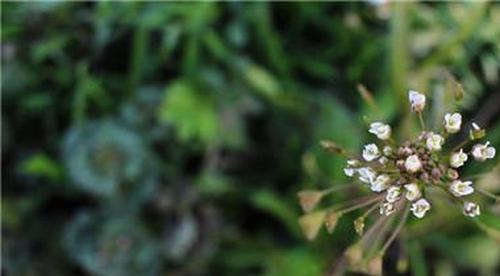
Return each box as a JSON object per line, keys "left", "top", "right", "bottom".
{"left": 2, "top": 2, "right": 500, "bottom": 275}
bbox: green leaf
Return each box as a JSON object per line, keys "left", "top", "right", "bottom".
{"left": 251, "top": 189, "right": 300, "bottom": 237}
{"left": 18, "top": 153, "right": 63, "bottom": 182}
{"left": 158, "top": 80, "right": 219, "bottom": 144}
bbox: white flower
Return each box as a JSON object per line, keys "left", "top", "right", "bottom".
{"left": 369, "top": 122, "right": 392, "bottom": 140}
{"left": 383, "top": 146, "right": 392, "bottom": 156}
{"left": 371, "top": 174, "right": 391, "bottom": 192}
{"left": 409, "top": 90, "right": 426, "bottom": 112}
{"left": 362, "top": 143, "right": 380, "bottom": 162}
{"left": 449, "top": 180, "right": 474, "bottom": 197}
{"left": 444, "top": 113, "right": 462, "bottom": 133}
{"left": 471, "top": 141, "right": 496, "bottom": 161}
{"left": 404, "top": 183, "right": 421, "bottom": 201}
{"left": 411, "top": 198, "right": 431, "bottom": 218}
{"left": 405, "top": 154, "right": 422, "bottom": 173}
{"left": 344, "top": 168, "right": 356, "bottom": 177}
{"left": 358, "top": 167, "right": 376, "bottom": 184}
{"left": 450, "top": 149, "right": 468, "bottom": 168}
{"left": 386, "top": 186, "right": 401, "bottom": 203}
{"left": 380, "top": 202, "right": 396, "bottom": 216}
{"left": 426, "top": 132, "right": 444, "bottom": 151}
{"left": 463, "top": 202, "right": 480, "bottom": 217}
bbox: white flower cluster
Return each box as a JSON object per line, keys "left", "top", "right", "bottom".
{"left": 343, "top": 90, "right": 496, "bottom": 219}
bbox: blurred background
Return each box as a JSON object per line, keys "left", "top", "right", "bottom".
{"left": 2, "top": 2, "right": 500, "bottom": 275}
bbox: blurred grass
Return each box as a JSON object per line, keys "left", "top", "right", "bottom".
{"left": 2, "top": 2, "right": 500, "bottom": 275}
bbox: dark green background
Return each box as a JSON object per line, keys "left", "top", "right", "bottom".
{"left": 2, "top": 2, "right": 500, "bottom": 275}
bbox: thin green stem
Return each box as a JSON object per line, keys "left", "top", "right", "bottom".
{"left": 337, "top": 194, "right": 384, "bottom": 215}
{"left": 381, "top": 203, "right": 410, "bottom": 254}
{"left": 476, "top": 188, "right": 500, "bottom": 203}
{"left": 418, "top": 112, "right": 426, "bottom": 131}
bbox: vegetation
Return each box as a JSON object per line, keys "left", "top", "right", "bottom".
{"left": 2, "top": 2, "right": 499, "bottom": 275}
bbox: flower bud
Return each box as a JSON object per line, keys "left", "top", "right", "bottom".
{"left": 409, "top": 90, "right": 426, "bottom": 112}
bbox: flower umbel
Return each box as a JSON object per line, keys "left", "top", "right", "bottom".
{"left": 298, "top": 84, "right": 498, "bottom": 275}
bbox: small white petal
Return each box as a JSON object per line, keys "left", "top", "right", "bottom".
{"left": 426, "top": 132, "right": 444, "bottom": 151}
{"left": 450, "top": 149, "right": 468, "bottom": 168}
{"left": 405, "top": 155, "right": 422, "bottom": 173}
{"left": 472, "top": 141, "right": 496, "bottom": 161}
{"left": 385, "top": 186, "right": 401, "bottom": 203}
{"left": 369, "top": 122, "right": 392, "bottom": 140}
{"left": 362, "top": 144, "right": 380, "bottom": 162}
{"left": 358, "top": 167, "right": 377, "bottom": 184}
{"left": 463, "top": 202, "right": 480, "bottom": 217}
{"left": 380, "top": 202, "right": 396, "bottom": 216}
{"left": 409, "top": 90, "right": 426, "bottom": 112}
{"left": 449, "top": 180, "right": 474, "bottom": 197}
{"left": 404, "top": 183, "right": 421, "bottom": 201}
{"left": 371, "top": 175, "right": 391, "bottom": 192}
{"left": 411, "top": 198, "right": 431, "bottom": 218}
{"left": 444, "top": 113, "right": 462, "bottom": 134}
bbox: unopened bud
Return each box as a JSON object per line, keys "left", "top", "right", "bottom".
{"left": 447, "top": 169, "right": 459, "bottom": 180}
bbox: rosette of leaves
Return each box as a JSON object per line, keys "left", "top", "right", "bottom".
{"left": 62, "top": 119, "right": 148, "bottom": 197}
{"left": 64, "top": 211, "right": 161, "bottom": 276}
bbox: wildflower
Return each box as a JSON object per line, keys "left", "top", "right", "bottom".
{"left": 404, "top": 183, "right": 421, "bottom": 201}
{"left": 299, "top": 77, "right": 498, "bottom": 275}
{"left": 471, "top": 141, "right": 496, "bottom": 161}
{"left": 444, "top": 113, "right": 462, "bottom": 133}
{"left": 380, "top": 202, "right": 396, "bottom": 216}
{"left": 371, "top": 174, "right": 391, "bottom": 192}
{"left": 405, "top": 154, "right": 422, "bottom": 173}
{"left": 358, "top": 167, "right": 376, "bottom": 184}
{"left": 369, "top": 122, "right": 391, "bottom": 140}
{"left": 463, "top": 202, "right": 480, "bottom": 217}
{"left": 362, "top": 143, "right": 380, "bottom": 161}
{"left": 449, "top": 180, "right": 474, "bottom": 197}
{"left": 409, "top": 90, "right": 426, "bottom": 112}
{"left": 426, "top": 132, "right": 444, "bottom": 151}
{"left": 385, "top": 186, "right": 401, "bottom": 203}
{"left": 450, "top": 149, "right": 468, "bottom": 168}
{"left": 411, "top": 198, "right": 431, "bottom": 218}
